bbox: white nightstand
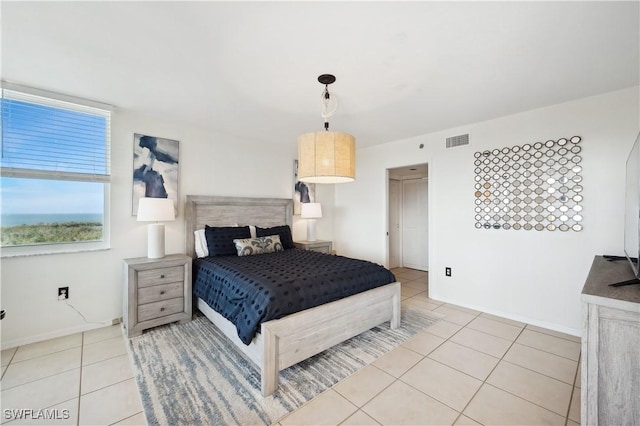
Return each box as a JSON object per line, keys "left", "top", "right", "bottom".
{"left": 123, "top": 254, "right": 192, "bottom": 338}
{"left": 294, "top": 240, "right": 333, "bottom": 254}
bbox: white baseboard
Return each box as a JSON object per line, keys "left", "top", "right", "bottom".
{"left": 432, "top": 296, "right": 582, "bottom": 337}
{"left": 1, "top": 319, "right": 119, "bottom": 350}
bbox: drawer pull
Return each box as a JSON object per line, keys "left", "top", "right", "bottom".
{"left": 160, "top": 307, "right": 165, "bottom": 312}
{"left": 160, "top": 291, "right": 165, "bottom": 295}
{"left": 160, "top": 274, "right": 165, "bottom": 279}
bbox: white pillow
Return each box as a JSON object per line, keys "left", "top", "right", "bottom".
{"left": 194, "top": 229, "right": 208, "bottom": 258}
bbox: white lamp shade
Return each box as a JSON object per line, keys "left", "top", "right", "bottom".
{"left": 301, "top": 203, "right": 322, "bottom": 219}
{"left": 297, "top": 131, "right": 355, "bottom": 184}
{"left": 137, "top": 197, "right": 175, "bottom": 222}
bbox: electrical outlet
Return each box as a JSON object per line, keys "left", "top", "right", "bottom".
{"left": 445, "top": 267, "right": 452, "bottom": 277}
{"left": 58, "top": 286, "right": 69, "bottom": 301}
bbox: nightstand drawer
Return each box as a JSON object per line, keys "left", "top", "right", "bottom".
{"left": 138, "top": 282, "right": 184, "bottom": 305}
{"left": 138, "top": 297, "right": 185, "bottom": 322}
{"left": 138, "top": 266, "right": 184, "bottom": 288}
{"left": 294, "top": 240, "right": 333, "bottom": 253}
{"left": 308, "top": 246, "right": 331, "bottom": 254}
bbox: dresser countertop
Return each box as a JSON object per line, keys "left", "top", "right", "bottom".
{"left": 581, "top": 255, "right": 640, "bottom": 311}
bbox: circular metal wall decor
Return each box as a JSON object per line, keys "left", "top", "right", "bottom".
{"left": 474, "top": 136, "right": 583, "bottom": 231}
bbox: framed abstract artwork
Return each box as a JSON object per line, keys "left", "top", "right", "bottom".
{"left": 132, "top": 133, "right": 179, "bottom": 215}
{"left": 293, "top": 159, "right": 315, "bottom": 215}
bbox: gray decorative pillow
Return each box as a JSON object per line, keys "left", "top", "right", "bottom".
{"left": 233, "top": 235, "right": 284, "bottom": 256}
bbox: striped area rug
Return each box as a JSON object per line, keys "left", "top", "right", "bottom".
{"left": 127, "top": 306, "right": 441, "bottom": 426}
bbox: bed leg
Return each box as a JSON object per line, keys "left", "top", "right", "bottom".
{"left": 261, "top": 326, "right": 279, "bottom": 396}
{"left": 391, "top": 283, "right": 401, "bottom": 330}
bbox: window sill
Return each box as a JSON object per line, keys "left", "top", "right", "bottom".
{"left": 1, "top": 244, "right": 110, "bottom": 258}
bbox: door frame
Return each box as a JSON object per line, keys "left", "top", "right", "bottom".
{"left": 388, "top": 177, "right": 402, "bottom": 269}
{"left": 385, "top": 163, "right": 430, "bottom": 270}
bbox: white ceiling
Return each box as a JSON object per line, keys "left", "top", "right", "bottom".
{"left": 2, "top": 1, "right": 638, "bottom": 148}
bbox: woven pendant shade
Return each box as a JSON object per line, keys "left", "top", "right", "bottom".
{"left": 297, "top": 131, "right": 356, "bottom": 184}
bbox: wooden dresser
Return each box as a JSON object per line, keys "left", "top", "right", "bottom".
{"left": 581, "top": 256, "right": 640, "bottom": 425}
{"left": 123, "top": 254, "right": 192, "bottom": 338}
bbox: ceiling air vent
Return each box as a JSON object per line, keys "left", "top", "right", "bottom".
{"left": 446, "top": 133, "right": 469, "bottom": 148}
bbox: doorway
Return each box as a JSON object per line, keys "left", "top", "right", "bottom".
{"left": 388, "top": 164, "right": 429, "bottom": 271}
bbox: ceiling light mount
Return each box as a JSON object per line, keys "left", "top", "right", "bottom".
{"left": 318, "top": 74, "right": 336, "bottom": 85}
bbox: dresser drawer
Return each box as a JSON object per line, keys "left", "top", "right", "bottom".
{"left": 138, "top": 266, "right": 184, "bottom": 288}
{"left": 138, "top": 297, "right": 185, "bottom": 322}
{"left": 138, "top": 282, "right": 184, "bottom": 305}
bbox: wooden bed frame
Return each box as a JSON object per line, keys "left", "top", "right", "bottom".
{"left": 185, "top": 195, "right": 401, "bottom": 396}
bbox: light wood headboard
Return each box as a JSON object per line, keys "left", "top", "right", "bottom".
{"left": 185, "top": 195, "right": 293, "bottom": 258}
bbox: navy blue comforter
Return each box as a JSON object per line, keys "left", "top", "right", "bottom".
{"left": 193, "top": 249, "right": 396, "bottom": 345}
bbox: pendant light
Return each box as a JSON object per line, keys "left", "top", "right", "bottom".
{"left": 297, "top": 74, "right": 356, "bottom": 184}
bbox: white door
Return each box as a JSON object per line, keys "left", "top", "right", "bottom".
{"left": 402, "top": 178, "right": 428, "bottom": 271}
{"left": 388, "top": 179, "right": 401, "bottom": 268}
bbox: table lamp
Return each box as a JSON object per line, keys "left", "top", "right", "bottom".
{"left": 301, "top": 202, "right": 322, "bottom": 242}
{"left": 137, "top": 197, "right": 175, "bottom": 258}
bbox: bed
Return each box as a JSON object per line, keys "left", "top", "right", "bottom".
{"left": 185, "top": 195, "right": 401, "bottom": 396}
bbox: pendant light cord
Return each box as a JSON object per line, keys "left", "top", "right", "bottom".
{"left": 321, "top": 85, "right": 338, "bottom": 131}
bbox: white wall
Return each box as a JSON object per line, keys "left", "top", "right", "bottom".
{"left": 334, "top": 86, "right": 640, "bottom": 336}
{"left": 0, "top": 109, "right": 334, "bottom": 348}
{"left": 292, "top": 184, "right": 335, "bottom": 243}
{"left": 3, "top": 87, "right": 636, "bottom": 346}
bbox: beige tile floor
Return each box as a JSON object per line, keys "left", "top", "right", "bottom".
{"left": 1, "top": 324, "right": 145, "bottom": 425}
{"left": 277, "top": 267, "right": 582, "bottom": 426}
{"left": 0, "top": 267, "right": 582, "bottom": 426}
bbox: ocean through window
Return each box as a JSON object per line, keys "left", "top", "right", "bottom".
{"left": 0, "top": 84, "right": 112, "bottom": 255}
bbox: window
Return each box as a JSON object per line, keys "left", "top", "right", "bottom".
{"left": 1, "top": 84, "right": 112, "bottom": 256}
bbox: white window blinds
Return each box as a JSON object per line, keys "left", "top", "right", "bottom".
{"left": 1, "top": 88, "right": 111, "bottom": 182}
